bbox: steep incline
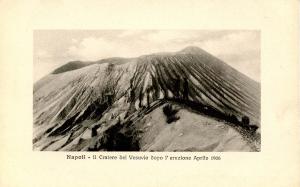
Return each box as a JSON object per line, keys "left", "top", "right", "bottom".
{"left": 33, "top": 46, "right": 260, "bottom": 151}
{"left": 129, "top": 47, "right": 260, "bottom": 125}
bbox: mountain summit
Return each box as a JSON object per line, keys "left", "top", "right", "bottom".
{"left": 179, "top": 46, "right": 208, "bottom": 54}
{"left": 33, "top": 46, "right": 260, "bottom": 151}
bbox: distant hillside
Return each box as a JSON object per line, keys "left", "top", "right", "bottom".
{"left": 52, "top": 61, "right": 91, "bottom": 74}
{"left": 52, "top": 57, "right": 132, "bottom": 74}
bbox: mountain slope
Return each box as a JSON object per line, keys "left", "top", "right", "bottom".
{"left": 33, "top": 46, "right": 260, "bottom": 151}
{"left": 51, "top": 57, "right": 132, "bottom": 74}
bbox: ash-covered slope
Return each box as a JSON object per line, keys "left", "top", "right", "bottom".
{"left": 33, "top": 46, "right": 260, "bottom": 151}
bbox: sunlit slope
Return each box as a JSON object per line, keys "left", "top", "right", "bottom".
{"left": 33, "top": 61, "right": 137, "bottom": 148}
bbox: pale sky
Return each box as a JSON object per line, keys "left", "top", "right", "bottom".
{"left": 34, "top": 30, "right": 260, "bottom": 82}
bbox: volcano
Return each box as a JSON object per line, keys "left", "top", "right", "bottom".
{"left": 33, "top": 46, "right": 260, "bottom": 151}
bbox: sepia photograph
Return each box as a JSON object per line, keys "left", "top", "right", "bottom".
{"left": 2, "top": 1, "right": 300, "bottom": 186}
{"left": 33, "top": 30, "right": 261, "bottom": 151}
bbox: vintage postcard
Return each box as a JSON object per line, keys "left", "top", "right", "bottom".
{"left": 0, "top": 0, "right": 299, "bottom": 187}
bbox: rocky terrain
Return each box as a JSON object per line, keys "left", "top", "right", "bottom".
{"left": 33, "top": 46, "right": 260, "bottom": 151}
